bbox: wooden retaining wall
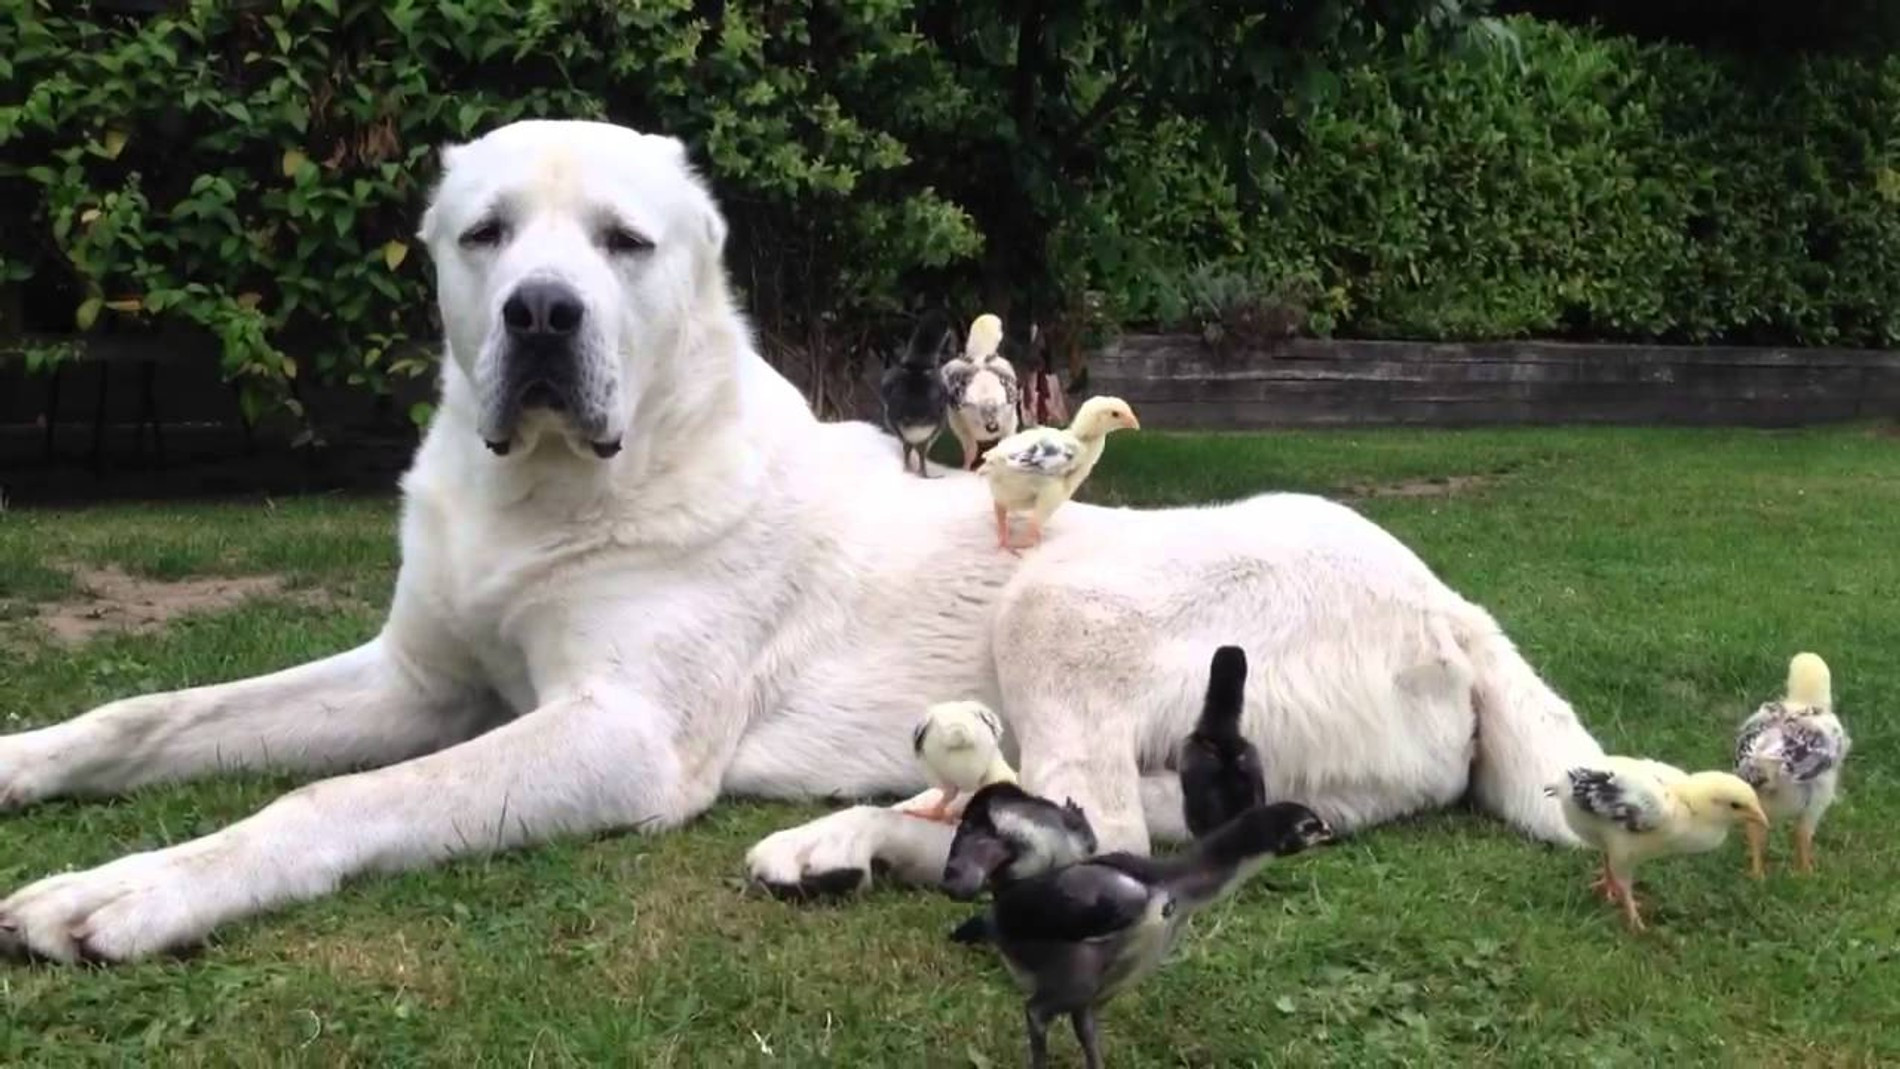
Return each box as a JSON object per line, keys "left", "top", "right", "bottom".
{"left": 1085, "top": 336, "right": 1900, "bottom": 430}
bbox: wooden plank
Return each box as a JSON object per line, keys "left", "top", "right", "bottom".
{"left": 1081, "top": 333, "right": 1900, "bottom": 429}
{"left": 1095, "top": 336, "right": 1900, "bottom": 371}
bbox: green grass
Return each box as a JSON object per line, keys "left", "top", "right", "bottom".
{"left": 2, "top": 425, "right": 1898, "bottom": 1067}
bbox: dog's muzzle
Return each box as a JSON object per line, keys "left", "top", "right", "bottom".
{"left": 479, "top": 279, "right": 621, "bottom": 459}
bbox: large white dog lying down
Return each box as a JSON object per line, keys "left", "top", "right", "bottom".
{"left": 0, "top": 120, "right": 1605, "bottom": 963}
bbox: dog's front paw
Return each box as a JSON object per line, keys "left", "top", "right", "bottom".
{"left": 744, "top": 806, "right": 884, "bottom": 901}
{"left": 0, "top": 732, "right": 53, "bottom": 812}
{"left": 0, "top": 847, "right": 215, "bottom": 964}
{"left": 744, "top": 804, "right": 955, "bottom": 902}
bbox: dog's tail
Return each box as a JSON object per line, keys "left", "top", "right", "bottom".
{"left": 1455, "top": 602, "right": 1604, "bottom": 845}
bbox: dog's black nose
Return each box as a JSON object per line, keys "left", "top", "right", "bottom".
{"left": 502, "top": 280, "right": 584, "bottom": 339}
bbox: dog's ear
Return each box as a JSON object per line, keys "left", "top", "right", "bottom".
{"left": 650, "top": 135, "right": 728, "bottom": 254}
{"left": 643, "top": 133, "right": 690, "bottom": 166}
{"left": 438, "top": 140, "right": 469, "bottom": 175}
{"left": 700, "top": 198, "right": 728, "bottom": 255}
{"left": 417, "top": 141, "right": 468, "bottom": 244}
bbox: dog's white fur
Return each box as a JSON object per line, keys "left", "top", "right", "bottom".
{"left": 0, "top": 120, "right": 1604, "bottom": 964}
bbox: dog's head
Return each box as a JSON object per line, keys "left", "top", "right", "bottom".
{"left": 419, "top": 120, "right": 730, "bottom": 460}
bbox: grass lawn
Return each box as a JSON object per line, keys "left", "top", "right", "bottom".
{"left": 1, "top": 424, "right": 1896, "bottom": 1067}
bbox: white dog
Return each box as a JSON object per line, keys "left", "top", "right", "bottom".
{"left": 0, "top": 120, "right": 1604, "bottom": 964}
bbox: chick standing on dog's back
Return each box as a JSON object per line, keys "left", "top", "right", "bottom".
{"left": 943, "top": 313, "right": 1021, "bottom": 470}
{"left": 878, "top": 311, "right": 956, "bottom": 478}
{"left": 977, "top": 395, "right": 1139, "bottom": 554}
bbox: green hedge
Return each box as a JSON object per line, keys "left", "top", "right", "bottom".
{"left": 1108, "top": 19, "right": 1900, "bottom": 348}
{"left": 0, "top": 0, "right": 982, "bottom": 424}
{"left": 3, "top": 6, "right": 1898, "bottom": 432}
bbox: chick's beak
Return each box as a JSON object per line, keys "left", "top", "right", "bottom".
{"left": 1747, "top": 807, "right": 1770, "bottom": 829}
{"left": 1125, "top": 413, "right": 1141, "bottom": 430}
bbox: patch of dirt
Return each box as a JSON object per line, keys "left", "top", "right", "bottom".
{"left": 33, "top": 564, "right": 329, "bottom": 645}
{"left": 1342, "top": 474, "right": 1498, "bottom": 500}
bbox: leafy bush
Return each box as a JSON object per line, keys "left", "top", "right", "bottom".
{"left": 1499, "top": 0, "right": 1900, "bottom": 56}
{"left": 1108, "top": 19, "right": 1900, "bottom": 348}
{"left": 0, "top": 0, "right": 983, "bottom": 425}
{"left": 2, "top": 3, "right": 1897, "bottom": 435}
{"left": 1, "top": 0, "right": 1480, "bottom": 429}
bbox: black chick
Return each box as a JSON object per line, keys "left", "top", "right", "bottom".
{"left": 990, "top": 802, "right": 1335, "bottom": 1069}
{"left": 1179, "top": 645, "right": 1267, "bottom": 839}
{"left": 941, "top": 782, "right": 1100, "bottom": 945}
{"left": 879, "top": 310, "right": 956, "bottom": 477}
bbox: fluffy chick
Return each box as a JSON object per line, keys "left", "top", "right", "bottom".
{"left": 987, "top": 802, "right": 1335, "bottom": 1069}
{"left": 1546, "top": 756, "right": 1768, "bottom": 932}
{"left": 941, "top": 781, "right": 1101, "bottom": 945}
{"left": 942, "top": 313, "right": 1021, "bottom": 469}
{"left": 879, "top": 311, "right": 956, "bottom": 477}
{"left": 1179, "top": 645, "right": 1267, "bottom": 839}
{"left": 904, "top": 700, "right": 1018, "bottom": 823}
{"left": 1735, "top": 651, "right": 1852, "bottom": 877}
{"left": 977, "top": 395, "right": 1139, "bottom": 554}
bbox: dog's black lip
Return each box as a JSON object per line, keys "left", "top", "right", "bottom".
{"left": 517, "top": 380, "right": 568, "bottom": 411}
{"left": 591, "top": 438, "right": 623, "bottom": 459}
{"left": 484, "top": 438, "right": 513, "bottom": 456}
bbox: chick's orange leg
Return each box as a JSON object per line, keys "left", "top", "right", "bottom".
{"left": 899, "top": 788, "right": 960, "bottom": 823}
{"left": 1793, "top": 822, "right": 1816, "bottom": 874}
{"left": 1610, "top": 876, "right": 1645, "bottom": 932}
{"left": 1745, "top": 820, "right": 1768, "bottom": 879}
{"left": 1589, "top": 860, "right": 1620, "bottom": 901}
{"left": 993, "top": 503, "right": 1020, "bottom": 555}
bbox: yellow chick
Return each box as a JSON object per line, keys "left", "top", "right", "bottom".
{"left": 977, "top": 395, "right": 1139, "bottom": 554}
{"left": 903, "top": 700, "right": 1018, "bottom": 823}
{"left": 965, "top": 313, "right": 1004, "bottom": 362}
{"left": 1544, "top": 756, "right": 1768, "bottom": 932}
{"left": 1735, "top": 652, "right": 1851, "bottom": 877}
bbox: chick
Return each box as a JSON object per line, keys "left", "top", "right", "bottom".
{"left": 1545, "top": 756, "right": 1768, "bottom": 932}
{"left": 942, "top": 313, "right": 1022, "bottom": 469}
{"left": 977, "top": 396, "right": 1140, "bottom": 554}
{"left": 879, "top": 311, "right": 956, "bottom": 477}
{"left": 1735, "top": 652, "right": 1852, "bottom": 877}
{"left": 986, "top": 802, "right": 1335, "bottom": 1069}
{"left": 942, "top": 781, "right": 1101, "bottom": 945}
{"left": 903, "top": 700, "right": 1018, "bottom": 823}
{"left": 1179, "top": 645, "right": 1267, "bottom": 839}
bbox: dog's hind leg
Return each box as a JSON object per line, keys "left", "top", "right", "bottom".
{"left": 0, "top": 686, "right": 701, "bottom": 963}
{"left": 0, "top": 636, "right": 491, "bottom": 811}
{"left": 991, "top": 586, "right": 1150, "bottom": 854}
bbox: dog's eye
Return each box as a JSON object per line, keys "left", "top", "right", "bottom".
{"left": 602, "top": 225, "right": 653, "bottom": 255}
{"left": 459, "top": 219, "right": 506, "bottom": 249}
